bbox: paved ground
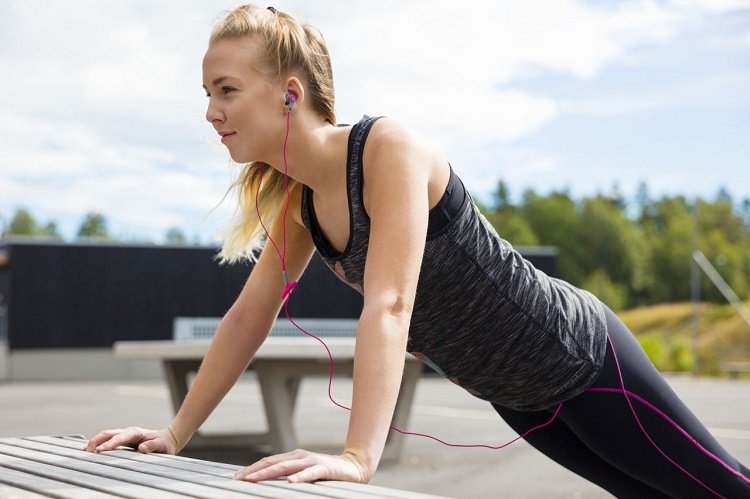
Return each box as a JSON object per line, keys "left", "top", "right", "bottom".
{"left": 1, "top": 374, "right": 748, "bottom": 498}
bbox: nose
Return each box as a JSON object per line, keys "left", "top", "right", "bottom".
{"left": 205, "top": 98, "right": 224, "bottom": 125}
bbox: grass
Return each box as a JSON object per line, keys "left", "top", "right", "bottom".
{"left": 619, "top": 301, "right": 750, "bottom": 376}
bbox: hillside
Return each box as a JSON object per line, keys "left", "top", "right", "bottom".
{"left": 619, "top": 302, "right": 750, "bottom": 376}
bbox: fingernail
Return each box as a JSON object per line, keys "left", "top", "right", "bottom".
{"left": 289, "top": 476, "right": 299, "bottom": 483}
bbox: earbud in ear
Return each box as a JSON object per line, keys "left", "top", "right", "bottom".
{"left": 284, "top": 92, "right": 296, "bottom": 112}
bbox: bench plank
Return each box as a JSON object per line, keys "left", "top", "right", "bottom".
{"left": 0, "top": 440, "right": 265, "bottom": 499}
{"left": 34, "top": 436, "right": 240, "bottom": 477}
{"left": 0, "top": 482, "right": 50, "bottom": 499}
{"left": 1, "top": 438, "right": 409, "bottom": 499}
{"left": 0, "top": 436, "right": 452, "bottom": 499}
{"left": 0, "top": 451, "right": 184, "bottom": 499}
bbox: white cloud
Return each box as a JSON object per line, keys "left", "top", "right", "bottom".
{"left": 1, "top": 0, "right": 748, "bottom": 241}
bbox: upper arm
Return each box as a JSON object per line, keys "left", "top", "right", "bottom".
{"left": 360, "top": 119, "right": 432, "bottom": 319}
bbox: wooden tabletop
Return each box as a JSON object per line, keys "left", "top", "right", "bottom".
{"left": 0, "top": 435, "right": 451, "bottom": 498}
{"left": 114, "top": 337, "right": 419, "bottom": 361}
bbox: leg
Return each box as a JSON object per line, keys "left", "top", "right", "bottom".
{"left": 493, "top": 403, "right": 670, "bottom": 498}
{"left": 559, "top": 307, "right": 750, "bottom": 498}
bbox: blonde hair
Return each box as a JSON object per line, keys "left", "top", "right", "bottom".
{"left": 213, "top": 5, "right": 335, "bottom": 263}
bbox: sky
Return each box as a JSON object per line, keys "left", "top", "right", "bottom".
{"left": 1, "top": 0, "right": 748, "bottom": 244}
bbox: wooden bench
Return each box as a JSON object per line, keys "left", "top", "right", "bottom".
{"left": 114, "top": 335, "right": 422, "bottom": 461}
{"left": 0, "top": 435, "right": 450, "bottom": 498}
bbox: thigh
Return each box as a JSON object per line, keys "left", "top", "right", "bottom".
{"left": 561, "top": 306, "right": 750, "bottom": 498}
{"left": 492, "top": 403, "right": 670, "bottom": 498}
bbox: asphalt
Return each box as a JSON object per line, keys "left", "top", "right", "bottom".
{"left": 1, "top": 374, "right": 749, "bottom": 498}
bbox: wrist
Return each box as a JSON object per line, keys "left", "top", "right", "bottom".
{"left": 342, "top": 448, "right": 375, "bottom": 483}
{"left": 167, "top": 422, "right": 193, "bottom": 452}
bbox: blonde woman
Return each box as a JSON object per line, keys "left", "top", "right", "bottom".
{"left": 87, "top": 5, "right": 749, "bottom": 497}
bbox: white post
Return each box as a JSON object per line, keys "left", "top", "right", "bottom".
{"left": 692, "top": 250, "right": 750, "bottom": 327}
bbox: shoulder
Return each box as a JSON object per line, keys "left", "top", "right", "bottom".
{"left": 366, "top": 117, "right": 415, "bottom": 156}
{"left": 363, "top": 117, "right": 435, "bottom": 173}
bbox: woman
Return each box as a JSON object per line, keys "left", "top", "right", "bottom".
{"left": 86, "top": 5, "right": 749, "bottom": 497}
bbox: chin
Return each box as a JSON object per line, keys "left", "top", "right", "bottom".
{"left": 228, "top": 151, "right": 253, "bottom": 164}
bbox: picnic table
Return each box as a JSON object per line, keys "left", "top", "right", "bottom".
{"left": 114, "top": 336, "right": 423, "bottom": 461}
{"left": 0, "top": 435, "right": 451, "bottom": 498}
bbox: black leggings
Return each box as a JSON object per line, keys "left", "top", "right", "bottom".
{"left": 493, "top": 307, "right": 750, "bottom": 498}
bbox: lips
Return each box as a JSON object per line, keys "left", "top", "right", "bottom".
{"left": 219, "top": 131, "right": 236, "bottom": 143}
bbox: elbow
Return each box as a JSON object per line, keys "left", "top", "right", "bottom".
{"left": 362, "top": 293, "right": 414, "bottom": 331}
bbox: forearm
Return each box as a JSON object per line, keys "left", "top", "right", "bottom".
{"left": 169, "top": 313, "right": 274, "bottom": 448}
{"left": 344, "top": 309, "right": 410, "bottom": 479}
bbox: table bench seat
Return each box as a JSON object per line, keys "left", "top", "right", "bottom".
{"left": 114, "top": 337, "right": 422, "bottom": 461}
{"left": 0, "top": 435, "right": 450, "bottom": 498}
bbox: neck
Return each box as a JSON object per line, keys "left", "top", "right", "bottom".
{"left": 268, "top": 113, "right": 347, "bottom": 194}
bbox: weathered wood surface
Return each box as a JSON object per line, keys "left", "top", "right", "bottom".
{"left": 0, "top": 435, "right": 451, "bottom": 498}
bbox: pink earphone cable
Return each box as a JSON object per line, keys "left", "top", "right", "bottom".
{"left": 253, "top": 104, "right": 747, "bottom": 496}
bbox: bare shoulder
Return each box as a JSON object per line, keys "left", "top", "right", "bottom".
{"left": 366, "top": 117, "right": 421, "bottom": 160}
{"left": 364, "top": 117, "right": 444, "bottom": 173}
{"left": 363, "top": 117, "right": 449, "bottom": 205}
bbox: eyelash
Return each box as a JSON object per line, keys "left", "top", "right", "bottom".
{"left": 205, "top": 87, "right": 235, "bottom": 98}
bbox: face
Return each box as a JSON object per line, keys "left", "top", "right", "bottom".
{"left": 202, "top": 37, "right": 283, "bottom": 163}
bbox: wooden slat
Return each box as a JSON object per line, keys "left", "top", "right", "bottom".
{"left": 39, "top": 436, "right": 425, "bottom": 498}
{"left": 0, "top": 436, "right": 453, "bottom": 499}
{"left": 0, "top": 464, "right": 110, "bottom": 499}
{"left": 0, "top": 482, "right": 50, "bottom": 499}
{"left": 0, "top": 452, "right": 187, "bottom": 499}
{"left": 55, "top": 436, "right": 241, "bottom": 472}
{"left": 39, "top": 436, "right": 240, "bottom": 475}
{"left": 1, "top": 439, "right": 342, "bottom": 499}
{"left": 0, "top": 442, "right": 261, "bottom": 499}
{"left": 55, "top": 436, "right": 453, "bottom": 498}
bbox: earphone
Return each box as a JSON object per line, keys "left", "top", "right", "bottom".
{"left": 284, "top": 92, "right": 296, "bottom": 112}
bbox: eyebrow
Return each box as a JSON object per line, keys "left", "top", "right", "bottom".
{"left": 202, "top": 76, "right": 233, "bottom": 90}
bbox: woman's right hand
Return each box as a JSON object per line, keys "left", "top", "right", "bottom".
{"left": 84, "top": 426, "right": 181, "bottom": 455}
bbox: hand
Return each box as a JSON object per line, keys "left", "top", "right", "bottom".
{"left": 234, "top": 449, "right": 371, "bottom": 484}
{"left": 84, "top": 426, "right": 180, "bottom": 455}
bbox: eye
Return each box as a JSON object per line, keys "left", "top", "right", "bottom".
{"left": 221, "top": 86, "right": 236, "bottom": 95}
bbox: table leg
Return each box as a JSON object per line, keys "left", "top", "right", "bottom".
{"left": 255, "top": 364, "right": 300, "bottom": 453}
{"left": 162, "top": 360, "right": 195, "bottom": 414}
{"left": 382, "top": 360, "right": 421, "bottom": 461}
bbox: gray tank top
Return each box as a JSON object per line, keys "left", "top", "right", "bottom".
{"left": 301, "top": 115, "right": 607, "bottom": 410}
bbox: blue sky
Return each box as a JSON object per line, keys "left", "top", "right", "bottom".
{"left": 0, "top": 0, "right": 748, "bottom": 243}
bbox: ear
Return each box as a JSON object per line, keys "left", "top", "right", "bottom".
{"left": 283, "top": 76, "right": 304, "bottom": 112}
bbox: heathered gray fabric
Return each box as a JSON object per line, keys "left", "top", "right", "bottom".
{"left": 301, "top": 115, "right": 607, "bottom": 410}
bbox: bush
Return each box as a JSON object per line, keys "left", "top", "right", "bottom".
{"left": 638, "top": 334, "right": 668, "bottom": 370}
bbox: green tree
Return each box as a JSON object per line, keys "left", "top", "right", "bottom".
{"left": 695, "top": 197, "right": 749, "bottom": 301}
{"left": 77, "top": 212, "right": 110, "bottom": 239}
{"left": 521, "top": 189, "right": 587, "bottom": 286}
{"left": 641, "top": 196, "right": 694, "bottom": 302}
{"left": 479, "top": 181, "right": 540, "bottom": 246}
{"left": 8, "top": 208, "right": 38, "bottom": 235}
{"left": 580, "top": 197, "right": 648, "bottom": 307}
{"left": 4, "top": 208, "right": 61, "bottom": 239}
{"left": 166, "top": 227, "right": 187, "bottom": 245}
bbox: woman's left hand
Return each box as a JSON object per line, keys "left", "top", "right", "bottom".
{"left": 234, "top": 449, "right": 370, "bottom": 483}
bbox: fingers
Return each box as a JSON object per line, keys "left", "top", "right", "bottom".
{"left": 84, "top": 427, "right": 148, "bottom": 453}
{"left": 235, "top": 450, "right": 312, "bottom": 482}
{"left": 84, "top": 428, "right": 124, "bottom": 451}
{"left": 234, "top": 450, "right": 365, "bottom": 484}
{"left": 288, "top": 463, "right": 328, "bottom": 483}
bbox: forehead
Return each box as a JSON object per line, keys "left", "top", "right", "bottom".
{"left": 202, "top": 37, "right": 268, "bottom": 83}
